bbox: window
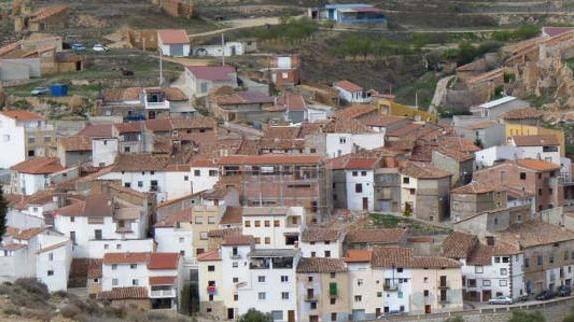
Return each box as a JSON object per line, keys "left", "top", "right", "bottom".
{"left": 137, "top": 181, "right": 143, "bottom": 188}
{"left": 330, "top": 272, "right": 336, "bottom": 278}
{"left": 264, "top": 220, "right": 270, "bottom": 227}
{"left": 308, "top": 276, "right": 313, "bottom": 282}
{"left": 398, "top": 291, "right": 403, "bottom": 299}
{"left": 330, "top": 298, "right": 336, "bottom": 305}
{"left": 130, "top": 264, "right": 137, "bottom": 269}
{"left": 258, "top": 292, "right": 266, "bottom": 300}
{"left": 397, "top": 267, "right": 403, "bottom": 273}
{"left": 232, "top": 262, "right": 238, "bottom": 268}
{"left": 116, "top": 244, "right": 122, "bottom": 250}
{"left": 483, "top": 280, "right": 491, "bottom": 287}
{"left": 357, "top": 279, "right": 364, "bottom": 286}
{"left": 194, "top": 170, "right": 201, "bottom": 176}
{"left": 377, "top": 292, "right": 382, "bottom": 297}
{"left": 112, "top": 278, "right": 118, "bottom": 286}
{"left": 255, "top": 237, "right": 261, "bottom": 244}
{"left": 339, "top": 137, "right": 347, "bottom": 144}
{"left": 208, "top": 265, "right": 215, "bottom": 272}
{"left": 94, "top": 229, "right": 102, "bottom": 240}
{"left": 233, "top": 277, "right": 239, "bottom": 283}
{"left": 354, "top": 295, "right": 362, "bottom": 302}
{"left": 424, "top": 290, "right": 429, "bottom": 297}
{"left": 274, "top": 220, "right": 280, "bottom": 227}
{"left": 537, "top": 255, "right": 543, "bottom": 266}
{"left": 524, "top": 258, "right": 530, "bottom": 268}
{"left": 403, "top": 177, "right": 409, "bottom": 184}
{"left": 47, "top": 270, "right": 54, "bottom": 276}
{"left": 195, "top": 216, "right": 204, "bottom": 224}
{"left": 48, "top": 253, "right": 53, "bottom": 261}
{"left": 70, "top": 216, "right": 75, "bottom": 222}
{"left": 361, "top": 171, "right": 367, "bottom": 176}
{"left": 272, "top": 311, "right": 283, "bottom": 321}
{"left": 325, "top": 250, "right": 331, "bottom": 257}
{"left": 245, "top": 220, "right": 251, "bottom": 227}
{"left": 200, "top": 232, "right": 209, "bottom": 240}
{"left": 132, "top": 279, "right": 139, "bottom": 286}
{"left": 331, "top": 313, "right": 337, "bottom": 321}
{"left": 70, "top": 231, "right": 76, "bottom": 244}
{"left": 234, "top": 294, "right": 238, "bottom": 301}
{"left": 124, "top": 182, "right": 131, "bottom": 188}
{"left": 355, "top": 183, "right": 362, "bottom": 193}
{"left": 28, "top": 137, "right": 35, "bottom": 144}
{"left": 352, "top": 171, "right": 358, "bottom": 177}
{"left": 281, "top": 275, "right": 288, "bottom": 282}
{"left": 475, "top": 266, "right": 483, "bottom": 274}
{"left": 520, "top": 172, "right": 526, "bottom": 180}
{"left": 184, "top": 175, "right": 189, "bottom": 181}
{"left": 209, "top": 170, "right": 218, "bottom": 177}
{"left": 500, "top": 280, "right": 508, "bottom": 287}
{"left": 281, "top": 292, "right": 289, "bottom": 300}
{"left": 265, "top": 237, "right": 270, "bottom": 244}
{"left": 255, "top": 220, "right": 261, "bottom": 227}
{"left": 179, "top": 237, "right": 185, "bottom": 243}
{"left": 111, "top": 264, "right": 117, "bottom": 270}
{"left": 208, "top": 216, "right": 216, "bottom": 224}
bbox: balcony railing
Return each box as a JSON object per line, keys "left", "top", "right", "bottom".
{"left": 150, "top": 289, "right": 176, "bottom": 298}
{"left": 304, "top": 296, "right": 318, "bottom": 302}
{"left": 230, "top": 254, "right": 241, "bottom": 260}
{"left": 384, "top": 283, "right": 399, "bottom": 291}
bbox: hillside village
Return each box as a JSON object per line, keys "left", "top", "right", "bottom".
{"left": 4, "top": 0, "right": 574, "bottom": 322}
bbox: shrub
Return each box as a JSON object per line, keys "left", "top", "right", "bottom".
{"left": 14, "top": 278, "right": 49, "bottom": 298}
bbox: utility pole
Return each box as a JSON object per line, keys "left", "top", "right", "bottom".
{"left": 159, "top": 46, "right": 164, "bottom": 87}
{"left": 221, "top": 33, "right": 225, "bottom": 66}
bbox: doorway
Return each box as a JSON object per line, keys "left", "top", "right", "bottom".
{"left": 362, "top": 197, "right": 369, "bottom": 210}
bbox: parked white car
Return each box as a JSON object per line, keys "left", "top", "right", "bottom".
{"left": 488, "top": 296, "right": 513, "bottom": 305}
{"left": 92, "top": 44, "right": 108, "bottom": 52}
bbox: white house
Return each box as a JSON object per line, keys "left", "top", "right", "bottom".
{"left": 184, "top": 65, "right": 238, "bottom": 98}
{"left": 0, "top": 110, "right": 55, "bottom": 169}
{"left": 220, "top": 235, "right": 255, "bottom": 320}
{"left": 241, "top": 207, "right": 305, "bottom": 249}
{"left": 99, "top": 252, "right": 183, "bottom": 310}
{"left": 312, "top": 117, "right": 385, "bottom": 158}
{"left": 9, "top": 157, "right": 74, "bottom": 196}
{"left": 154, "top": 211, "right": 195, "bottom": 266}
{"left": 192, "top": 41, "right": 245, "bottom": 57}
{"left": 443, "top": 232, "right": 525, "bottom": 302}
{"left": 469, "top": 96, "right": 530, "bottom": 120}
{"left": 299, "top": 226, "right": 345, "bottom": 259}
{"left": 0, "top": 227, "right": 72, "bottom": 292}
{"left": 92, "top": 138, "right": 119, "bottom": 168}
{"left": 53, "top": 193, "right": 148, "bottom": 258}
{"left": 158, "top": 29, "right": 191, "bottom": 57}
{"left": 333, "top": 80, "right": 372, "bottom": 103}
{"left": 328, "top": 154, "right": 379, "bottom": 211}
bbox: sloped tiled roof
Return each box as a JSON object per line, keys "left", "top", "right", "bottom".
{"left": 219, "top": 154, "right": 322, "bottom": 166}
{"left": 1, "top": 110, "right": 44, "bottom": 121}
{"left": 186, "top": 65, "right": 236, "bottom": 81}
{"left": 372, "top": 247, "right": 460, "bottom": 269}
{"left": 98, "top": 287, "right": 148, "bottom": 300}
{"left": 148, "top": 253, "right": 179, "bottom": 270}
{"left": 197, "top": 249, "right": 221, "bottom": 262}
{"left": 296, "top": 257, "right": 347, "bottom": 273}
{"left": 155, "top": 208, "right": 193, "bottom": 228}
{"left": 301, "top": 226, "right": 342, "bottom": 242}
{"left": 515, "top": 159, "right": 561, "bottom": 172}
{"left": 345, "top": 249, "right": 373, "bottom": 263}
{"left": 326, "top": 153, "right": 379, "bottom": 170}
{"left": 502, "top": 107, "right": 543, "bottom": 120}
{"left": 222, "top": 234, "right": 253, "bottom": 246}
{"left": 59, "top": 136, "right": 92, "bottom": 152}
{"left": 334, "top": 80, "right": 363, "bottom": 92}
{"left": 158, "top": 29, "right": 189, "bottom": 44}
{"left": 400, "top": 161, "right": 451, "bottom": 179}
{"left": 497, "top": 222, "right": 574, "bottom": 249}
{"left": 11, "top": 157, "right": 64, "bottom": 174}
{"left": 442, "top": 232, "right": 478, "bottom": 259}
{"left": 220, "top": 206, "right": 243, "bottom": 225}
{"left": 149, "top": 276, "right": 177, "bottom": 285}
{"left": 512, "top": 135, "right": 560, "bottom": 147}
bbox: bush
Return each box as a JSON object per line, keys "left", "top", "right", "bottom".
{"left": 2, "top": 307, "right": 21, "bottom": 316}
{"left": 508, "top": 310, "right": 545, "bottom": 322}
{"left": 492, "top": 25, "right": 540, "bottom": 42}
{"left": 60, "top": 304, "right": 82, "bottom": 319}
{"left": 14, "top": 278, "right": 49, "bottom": 298}
{"left": 238, "top": 309, "right": 273, "bottom": 322}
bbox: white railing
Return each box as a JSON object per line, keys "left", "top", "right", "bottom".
{"left": 150, "top": 289, "right": 176, "bottom": 298}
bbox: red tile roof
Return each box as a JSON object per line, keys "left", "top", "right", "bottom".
{"left": 401, "top": 161, "right": 451, "bottom": 179}
{"left": 512, "top": 135, "right": 560, "bottom": 147}
{"left": 346, "top": 228, "right": 407, "bottom": 244}
{"left": 301, "top": 226, "right": 342, "bottom": 242}
{"left": 275, "top": 93, "right": 306, "bottom": 111}
{"left": 186, "top": 65, "right": 236, "bottom": 82}
{"left": 77, "top": 124, "right": 114, "bottom": 138}
{"left": 103, "top": 252, "right": 150, "bottom": 265}
{"left": 158, "top": 29, "right": 189, "bottom": 44}
{"left": 59, "top": 136, "right": 92, "bottom": 152}
{"left": 222, "top": 234, "right": 253, "bottom": 246}
{"left": 219, "top": 154, "right": 322, "bottom": 166}
{"left": 148, "top": 253, "right": 179, "bottom": 270}
{"left": 327, "top": 153, "right": 379, "bottom": 170}
{"left": 296, "top": 257, "right": 347, "bottom": 273}
{"left": 154, "top": 208, "right": 193, "bottom": 228}
{"left": 220, "top": 206, "right": 243, "bottom": 225}
{"left": 345, "top": 249, "right": 373, "bottom": 263}
{"left": 1, "top": 110, "right": 44, "bottom": 121}
{"left": 102, "top": 252, "right": 179, "bottom": 270}
{"left": 372, "top": 247, "right": 461, "bottom": 269}
{"left": 334, "top": 80, "right": 363, "bottom": 92}
{"left": 11, "top": 157, "right": 64, "bottom": 174}
{"left": 197, "top": 249, "right": 221, "bottom": 262}
{"left": 515, "top": 159, "right": 561, "bottom": 171}
{"left": 149, "top": 276, "right": 177, "bottom": 285}
{"left": 442, "top": 232, "right": 478, "bottom": 259}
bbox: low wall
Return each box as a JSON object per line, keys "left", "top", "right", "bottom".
{"left": 370, "top": 296, "right": 574, "bottom": 322}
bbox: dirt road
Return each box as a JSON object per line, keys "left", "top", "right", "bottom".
{"left": 189, "top": 16, "right": 283, "bottom": 38}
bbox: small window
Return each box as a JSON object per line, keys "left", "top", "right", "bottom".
{"left": 194, "top": 170, "right": 201, "bottom": 176}
{"left": 130, "top": 264, "right": 137, "bottom": 269}
{"left": 403, "top": 177, "right": 409, "bottom": 184}
{"left": 355, "top": 183, "right": 362, "bottom": 193}
{"left": 112, "top": 278, "right": 118, "bottom": 286}
{"left": 209, "top": 170, "right": 218, "bottom": 177}
{"left": 47, "top": 270, "right": 54, "bottom": 276}
{"left": 281, "top": 275, "right": 289, "bottom": 282}
{"left": 325, "top": 251, "right": 331, "bottom": 257}
{"left": 48, "top": 253, "right": 54, "bottom": 261}
{"left": 132, "top": 279, "right": 139, "bottom": 286}
{"left": 195, "top": 216, "right": 204, "bottom": 224}
{"left": 184, "top": 175, "right": 189, "bottom": 181}
{"left": 520, "top": 172, "right": 526, "bottom": 180}
{"left": 274, "top": 220, "right": 280, "bottom": 227}
{"left": 258, "top": 292, "right": 266, "bottom": 300}
{"left": 258, "top": 276, "right": 266, "bottom": 283}
{"left": 354, "top": 295, "right": 362, "bottom": 302}
{"left": 112, "top": 264, "right": 117, "bottom": 270}
{"left": 281, "top": 292, "right": 289, "bottom": 300}
{"left": 244, "top": 220, "right": 251, "bottom": 227}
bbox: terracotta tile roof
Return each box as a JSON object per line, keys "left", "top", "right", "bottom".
{"left": 9, "top": 189, "right": 58, "bottom": 210}
{"left": 36, "top": 240, "right": 68, "bottom": 254}
{"left": 154, "top": 208, "right": 193, "bottom": 228}
{"left": 497, "top": 222, "right": 574, "bottom": 249}
{"left": 55, "top": 194, "right": 112, "bottom": 219}
{"left": 372, "top": 247, "right": 461, "bottom": 269}
{"left": 451, "top": 181, "right": 503, "bottom": 194}
{"left": 214, "top": 91, "right": 274, "bottom": 105}
{"left": 6, "top": 227, "right": 44, "bottom": 240}
{"left": 435, "top": 146, "right": 475, "bottom": 162}
{"left": 30, "top": 5, "right": 68, "bottom": 23}
{"left": 321, "top": 116, "right": 373, "bottom": 134}
{"left": 197, "top": 249, "right": 221, "bottom": 262}
{"left": 467, "top": 241, "right": 520, "bottom": 266}
{"left": 335, "top": 104, "right": 377, "bottom": 120}
{"left": 77, "top": 124, "right": 114, "bottom": 138}
{"left": 502, "top": 107, "right": 543, "bottom": 120}
{"left": 345, "top": 249, "right": 373, "bottom": 263}
{"left": 334, "top": 80, "right": 363, "bottom": 92}
{"left": 220, "top": 206, "right": 243, "bottom": 225}
{"left": 275, "top": 93, "right": 306, "bottom": 111}
{"left": 98, "top": 287, "right": 148, "bottom": 300}
{"left": 386, "top": 123, "right": 423, "bottom": 137}
{"left": 207, "top": 227, "right": 241, "bottom": 238}
{"left": 115, "top": 122, "right": 144, "bottom": 134}
{"left": 301, "top": 226, "right": 342, "bottom": 242}
{"left": 466, "top": 120, "right": 498, "bottom": 130}
{"left": 222, "top": 234, "right": 253, "bottom": 246}
{"left": 0, "top": 243, "right": 26, "bottom": 251}
{"left": 158, "top": 29, "right": 189, "bottom": 44}
{"left": 1, "top": 110, "right": 44, "bottom": 121}
{"left": 442, "top": 232, "right": 478, "bottom": 259}
{"left": 346, "top": 228, "right": 407, "bottom": 244}
{"left": 148, "top": 253, "right": 179, "bottom": 270}
{"left": 59, "top": 136, "right": 92, "bottom": 152}
{"left": 512, "top": 135, "right": 560, "bottom": 147}
{"left": 11, "top": 157, "right": 64, "bottom": 174}
{"left": 149, "top": 276, "right": 177, "bottom": 285}
{"left": 87, "top": 259, "right": 103, "bottom": 279}
{"left": 112, "top": 154, "right": 172, "bottom": 172}
{"left": 515, "top": 159, "right": 561, "bottom": 171}
{"left": 103, "top": 252, "right": 150, "bottom": 265}
{"left": 162, "top": 87, "right": 188, "bottom": 101}
{"left": 363, "top": 115, "right": 407, "bottom": 127}
{"left": 401, "top": 161, "right": 451, "bottom": 179}
{"left": 297, "top": 257, "right": 347, "bottom": 273}
{"left": 327, "top": 153, "right": 379, "bottom": 170}
{"left": 186, "top": 65, "right": 236, "bottom": 82}
{"left": 219, "top": 154, "right": 322, "bottom": 166}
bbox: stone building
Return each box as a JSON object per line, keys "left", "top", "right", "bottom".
{"left": 450, "top": 182, "right": 507, "bottom": 222}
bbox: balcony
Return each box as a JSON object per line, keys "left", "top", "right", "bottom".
{"left": 150, "top": 289, "right": 176, "bottom": 298}
{"left": 304, "top": 296, "right": 318, "bottom": 302}
{"left": 230, "top": 253, "right": 241, "bottom": 260}
{"left": 438, "top": 283, "right": 450, "bottom": 290}
{"left": 145, "top": 100, "right": 170, "bottom": 110}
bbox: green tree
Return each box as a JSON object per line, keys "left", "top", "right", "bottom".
{"left": 0, "top": 185, "right": 7, "bottom": 243}
{"left": 238, "top": 309, "right": 273, "bottom": 322}
{"left": 508, "top": 310, "right": 545, "bottom": 322}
